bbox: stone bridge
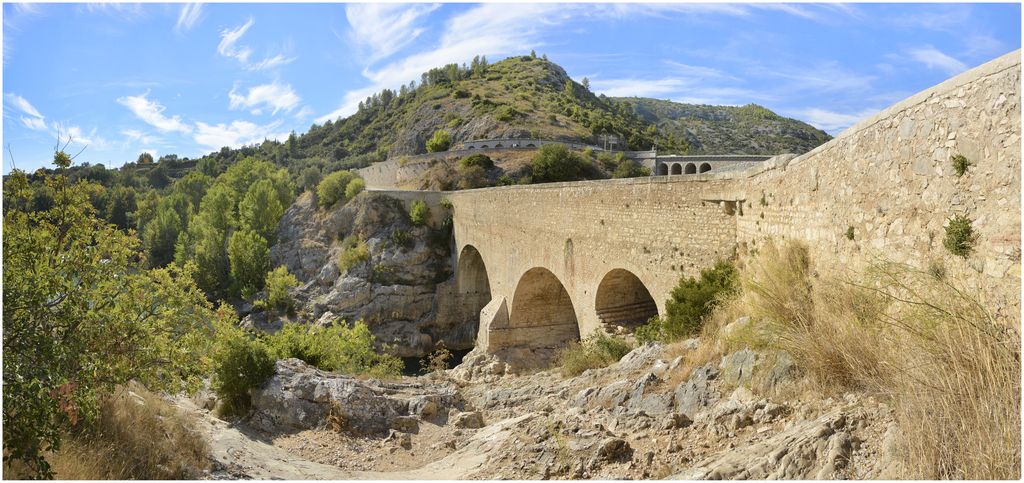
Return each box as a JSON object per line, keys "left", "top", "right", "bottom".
{"left": 376, "top": 51, "right": 1020, "bottom": 369}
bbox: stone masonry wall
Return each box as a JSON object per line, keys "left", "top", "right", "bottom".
{"left": 733, "top": 50, "right": 1021, "bottom": 321}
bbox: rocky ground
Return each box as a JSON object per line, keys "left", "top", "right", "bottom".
{"left": 177, "top": 340, "right": 903, "bottom": 480}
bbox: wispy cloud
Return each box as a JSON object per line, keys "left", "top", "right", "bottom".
{"left": 5, "top": 92, "right": 48, "bottom": 131}
{"left": 217, "top": 17, "right": 294, "bottom": 71}
{"left": 193, "top": 119, "right": 286, "bottom": 150}
{"left": 175, "top": 3, "right": 203, "bottom": 33}
{"left": 116, "top": 91, "right": 192, "bottom": 133}
{"left": 795, "top": 107, "right": 880, "bottom": 133}
{"left": 590, "top": 78, "right": 689, "bottom": 98}
{"left": 907, "top": 45, "right": 967, "bottom": 74}
{"left": 122, "top": 128, "right": 162, "bottom": 146}
{"left": 346, "top": 3, "right": 439, "bottom": 63}
{"left": 228, "top": 81, "right": 301, "bottom": 115}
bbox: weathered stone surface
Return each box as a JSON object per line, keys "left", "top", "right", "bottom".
{"left": 674, "top": 364, "right": 720, "bottom": 419}
{"left": 451, "top": 411, "right": 485, "bottom": 429}
{"left": 720, "top": 348, "right": 761, "bottom": 386}
{"left": 596, "top": 438, "right": 633, "bottom": 462}
{"left": 250, "top": 359, "right": 463, "bottom": 435}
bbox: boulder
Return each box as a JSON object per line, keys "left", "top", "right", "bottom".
{"left": 597, "top": 437, "right": 633, "bottom": 462}
{"left": 674, "top": 364, "right": 721, "bottom": 419}
{"left": 452, "top": 410, "right": 485, "bottom": 429}
{"left": 720, "top": 348, "right": 761, "bottom": 386}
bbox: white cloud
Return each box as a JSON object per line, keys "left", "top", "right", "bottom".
{"left": 907, "top": 46, "right": 967, "bottom": 75}
{"left": 116, "top": 91, "right": 192, "bottom": 133}
{"left": 194, "top": 119, "right": 286, "bottom": 150}
{"left": 175, "top": 3, "right": 203, "bottom": 32}
{"left": 5, "top": 92, "right": 49, "bottom": 130}
{"left": 217, "top": 17, "right": 294, "bottom": 71}
{"left": 228, "top": 81, "right": 301, "bottom": 115}
{"left": 663, "top": 61, "right": 739, "bottom": 81}
{"left": 346, "top": 3, "right": 439, "bottom": 63}
{"left": 122, "top": 128, "right": 161, "bottom": 145}
{"left": 591, "top": 78, "right": 690, "bottom": 98}
{"left": 796, "top": 107, "right": 879, "bottom": 133}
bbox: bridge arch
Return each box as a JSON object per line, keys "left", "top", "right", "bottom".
{"left": 508, "top": 267, "right": 580, "bottom": 350}
{"left": 699, "top": 162, "right": 712, "bottom": 173}
{"left": 495, "top": 143, "right": 504, "bottom": 148}
{"left": 595, "top": 269, "right": 658, "bottom": 332}
{"left": 657, "top": 163, "right": 669, "bottom": 175}
{"left": 670, "top": 163, "right": 682, "bottom": 175}
{"left": 685, "top": 163, "right": 697, "bottom": 174}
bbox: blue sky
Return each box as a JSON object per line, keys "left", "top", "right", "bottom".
{"left": 2, "top": 2, "right": 1020, "bottom": 173}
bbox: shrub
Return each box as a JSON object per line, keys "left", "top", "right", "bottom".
{"left": 494, "top": 105, "right": 521, "bottom": 122}
{"left": 267, "top": 321, "right": 403, "bottom": 378}
{"left": 531, "top": 143, "right": 586, "bottom": 183}
{"left": 426, "top": 129, "right": 451, "bottom": 153}
{"left": 211, "top": 319, "right": 275, "bottom": 416}
{"left": 439, "top": 197, "right": 453, "bottom": 210}
{"left": 420, "top": 342, "right": 453, "bottom": 375}
{"left": 612, "top": 158, "right": 651, "bottom": 178}
{"left": 227, "top": 229, "right": 270, "bottom": 299}
{"left": 459, "top": 153, "right": 495, "bottom": 170}
{"left": 943, "top": 214, "right": 976, "bottom": 258}
{"left": 265, "top": 266, "right": 299, "bottom": 312}
{"left": 636, "top": 260, "right": 737, "bottom": 343}
{"left": 391, "top": 229, "right": 414, "bottom": 250}
{"left": 409, "top": 200, "right": 430, "bottom": 225}
{"left": 316, "top": 170, "right": 359, "bottom": 209}
{"left": 337, "top": 239, "right": 370, "bottom": 273}
{"left": 345, "top": 178, "right": 366, "bottom": 200}
{"left": 845, "top": 226, "right": 855, "bottom": 240}
{"left": 451, "top": 89, "right": 470, "bottom": 99}
{"left": 951, "top": 154, "right": 972, "bottom": 177}
{"left": 457, "top": 164, "right": 489, "bottom": 190}
{"left": 555, "top": 332, "right": 634, "bottom": 377}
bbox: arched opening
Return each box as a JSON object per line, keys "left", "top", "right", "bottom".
{"left": 670, "top": 163, "right": 682, "bottom": 175}
{"left": 699, "top": 163, "right": 712, "bottom": 173}
{"left": 685, "top": 163, "right": 697, "bottom": 174}
{"left": 657, "top": 163, "right": 669, "bottom": 175}
{"left": 480, "top": 144, "right": 488, "bottom": 148}
{"left": 595, "top": 269, "right": 658, "bottom": 333}
{"left": 467, "top": 146, "right": 475, "bottom": 149}
{"left": 507, "top": 267, "right": 580, "bottom": 352}
{"left": 495, "top": 143, "right": 504, "bottom": 148}
{"left": 526, "top": 143, "right": 536, "bottom": 148}
{"left": 457, "top": 245, "right": 492, "bottom": 327}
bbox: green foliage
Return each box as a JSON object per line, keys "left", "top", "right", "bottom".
{"left": 409, "top": 200, "right": 430, "bottom": 225}
{"left": 426, "top": 129, "right": 452, "bottom": 152}
{"left": 531, "top": 143, "right": 586, "bottom": 183}
{"left": 439, "top": 197, "right": 453, "bottom": 210}
{"left": 845, "top": 226, "right": 855, "bottom": 240}
{"left": 391, "top": 229, "right": 414, "bottom": 250}
{"left": 555, "top": 332, "right": 634, "bottom": 377}
{"left": 494, "top": 105, "right": 521, "bottom": 122}
{"left": 265, "top": 266, "right": 299, "bottom": 312}
{"left": 239, "top": 179, "right": 284, "bottom": 243}
{"left": 143, "top": 198, "right": 187, "bottom": 268}
{"left": 459, "top": 153, "right": 495, "bottom": 170}
{"left": 345, "top": 178, "right": 366, "bottom": 200}
{"left": 951, "top": 154, "right": 972, "bottom": 177}
{"left": 420, "top": 343, "right": 453, "bottom": 375}
{"left": 211, "top": 316, "right": 275, "bottom": 416}
{"left": 266, "top": 321, "right": 404, "bottom": 378}
{"left": 227, "top": 229, "right": 270, "bottom": 299}
{"left": 943, "top": 214, "right": 976, "bottom": 258}
{"left": 3, "top": 158, "right": 216, "bottom": 478}
{"left": 300, "top": 166, "right": 321, "bottom": 192}
{"left": 636, "top": 260, "right": 738, "bottom": 343}
{"left": 611, "top": 158, "right": 651, "bottom": 178}
{"left": 337, "top": 239, "right": 370, "bottom": 273}
{"left": 316, "top": 170, "right": 360, "bottom": 209}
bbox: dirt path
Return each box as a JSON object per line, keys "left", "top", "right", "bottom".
{"left": 175, "top": 398, "right": 533, "bottom": 480}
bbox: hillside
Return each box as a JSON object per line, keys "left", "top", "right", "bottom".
{"left": 614, "top": 97, "right": 831, "bottom": 155}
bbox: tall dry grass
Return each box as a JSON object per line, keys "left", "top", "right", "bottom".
{"left": 728, "top": 240, "right": 1020, "bottom": 479}
{"left": 4, "top": 383, "right": 209, "bottom": 480}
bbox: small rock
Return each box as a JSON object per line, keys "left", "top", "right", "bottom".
{"left": 390, "top": 415, "right": 419, "bottom": 433}
{"left": 597, "top": 437, "right": 634, "bottom": 462}
{"left": 452, "top": 410, "right": 485, "bottom": 429}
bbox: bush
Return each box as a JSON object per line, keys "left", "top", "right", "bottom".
{"left": 456, "top": 164, "right": 489, "bottom": 190}
{"left": 636, "top": 260, "right": 737, "bottom": 343}
{"left": 345, "top": 178, "right": 366, "bottom": 200}
{"left": 951, "top": 154, "right": 972, "bottom": 177}
{"left": 943, "top": 214, "right": 976, "bottom": 258}
{"left": 265, "top": 266, "right": 299, "bottom": 312}
{"left": 426, "top": 129, "right": 451, "bottom": 153}
{"left": 227, "top": 229, "right": 270, "bottom": 299}
{"left": 266, "top": 321, "right": 403, "bottom": 378}
{"left": 337, "top": 239, "right": 370, "bottom": 273}
{"left": 612, "top": 158, "right": 651, "bottom": 178}
{"left": 211, "top": 319, "right": 275, "bottom": 416}
{"left": 555, "top": 332, "right": 634, "bottom": 377}
{"left": 391, "top": 229, "right": 414, "bottom": 250}
{"left": 317, "top": 170, "right": 360, "bottom": 209}
{"left": 845, "top": 226, "right": 855, "bottom": 240}
{"left": 409, "top": 200, "right": 430, "bottom": 225}
{"left": 420, "top": 342, "right": 453, "bottom": 375}
{"left": 531, "top": 143, "right": 586, "bottom": 183}
{"left": 494, "top": 105, "right": 521, "bottom": 122}
{"left": 459, "top": 153, "right": 495, "bottom": 170}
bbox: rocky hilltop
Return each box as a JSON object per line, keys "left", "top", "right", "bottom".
{"left": 614, "top": 97, "right": 831, "bottom": 154}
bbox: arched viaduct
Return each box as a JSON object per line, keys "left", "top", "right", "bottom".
{"left": 371, "top": 51, "right": 1020, "bottom": 370}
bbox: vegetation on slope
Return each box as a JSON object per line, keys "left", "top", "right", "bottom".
{"left": 615, "top": 97, "right": 832, "bottom": 155}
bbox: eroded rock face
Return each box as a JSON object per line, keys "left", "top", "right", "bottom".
{"left": 269, "top": 192, "right": 465, "bottom": 357}
{"left": 250, "top": 359, "right": 464, "bottom": 435}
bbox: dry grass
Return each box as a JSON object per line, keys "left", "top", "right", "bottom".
{"left": 732, "top": 240, "right": 1021, "bottom": 479}
{"left": 5, "top": 383, "right": 210, "bottom": 480}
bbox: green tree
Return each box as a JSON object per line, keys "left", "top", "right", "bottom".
{"left": 612, "top": 158, "right": 651, "bottom": 178}
{"left": 637, "top": 261, "right": 737, "bottom": 343}
{"left": 3, "top": 153, "right": 216, "bottom": 478}
{"left": 300, "top": 166, "right": 321, "bottom": 192}
{"left": 104, "top": 185, "right": 137, "bottom": 230}
{"left": 137, "top": 152, "right": 154, "bottom": 164}
{"left": 170, "top": 171, "right": 212, "bottom": 213}
{"left": 143, "top": 201, "right": 186, "bottom": 268}
{"left": 345, "top": 178, "right": 366, "bottom": 200}
{"left": 531, "top": 143, "right": 585, "bottom": 183}
{"left": 239, "top": 179, "right": 284, "bottom": 243}
{"left": 228, "top": 229, "right": 270, "bottom": 299}
{"left": 426, "top": 129, "right": 452, "bottom": 153}
{"left": 316, "top": 170, "right": 358, "bottom": 209}
{"left": 177, "top": 183, "right": 236, "bottom": 298}
{"left": 265, "top": 265, "right": 299, "bottom": 312}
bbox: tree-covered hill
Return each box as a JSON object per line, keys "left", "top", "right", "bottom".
{"left": 613, "top": 97, "right": 832, "bottom": 155}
